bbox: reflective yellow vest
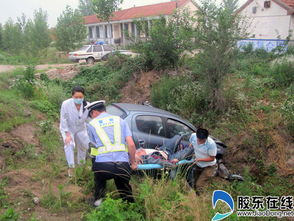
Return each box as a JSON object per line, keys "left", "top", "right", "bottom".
{"left": 89, "top": 116, "right": 127, "bottom": 156}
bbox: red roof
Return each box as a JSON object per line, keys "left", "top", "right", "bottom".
{"left": 237, "top": 0, "right": 294, "bottom": 14}
{"left": 84, "top": 0, "right": 191, "bottom": 24}
{"left": 281, "top": 0, "right": 294, "bottom": 9}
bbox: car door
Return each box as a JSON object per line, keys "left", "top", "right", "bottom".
{"left": 102, "top": 45, "right": 113, "bottom": 57}
{"left": 92, "top": 45, "right": 103, "bottom": 60}
{"left": 165, "top": 118, "right": 194, "bottom": 147}
{"left": 132, "top": 114, "right": 168, "bottom": 149}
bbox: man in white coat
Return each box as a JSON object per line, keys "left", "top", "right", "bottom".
{"left": 60, "top": 86, "right": 90, "bottom": 177}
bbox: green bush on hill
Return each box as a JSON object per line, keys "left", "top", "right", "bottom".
{"left": 64, "top": 55, "right": 148, "bottom": 102}
{"left": 270, "top": 61, "right": 294, "bottom": 87}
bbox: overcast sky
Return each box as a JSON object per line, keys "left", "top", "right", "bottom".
{"left": 0, "top": 0, "right": 247, "bottom": 28}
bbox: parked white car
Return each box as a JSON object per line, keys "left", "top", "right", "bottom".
{"left": 68, "top": 45, "right": 139, "bottom": 64}
{"left": 68, "top": 44, "right": 114, "bottom": 64}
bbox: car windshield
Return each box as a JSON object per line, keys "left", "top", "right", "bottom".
{"left": 78, "top": 45, "right": 90, "bottom": 51}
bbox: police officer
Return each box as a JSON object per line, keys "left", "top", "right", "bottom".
{"left": 86, "top": 101, "right": 137, "bottom": 207}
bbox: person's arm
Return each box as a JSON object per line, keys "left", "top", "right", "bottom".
{"left": 126, "top": 136, "right": 137, "bottom": 169}
{"left": 196, "top": 156, "right": 216, "bottom": 162}
{"left": 122, "top": 119, "right": 137, "bottom": 170}
{"left": 196, "top": 140, "right": 217, "bottom": 162}
{"left": 87, "top": 124, "right": 98, "bottom": 147}
{"left": 60, "top": 102, "right": 71, "bottom": 145}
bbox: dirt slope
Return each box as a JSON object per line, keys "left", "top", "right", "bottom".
{"left": 120, "top": 70, "right": 162, "bottom": 104}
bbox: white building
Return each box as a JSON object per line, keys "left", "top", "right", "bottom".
{"left": 84, "top": 0, "right": 198, "bottom": 46}
{"left": 237, "top": 0, "right": 294, "bottom": 50}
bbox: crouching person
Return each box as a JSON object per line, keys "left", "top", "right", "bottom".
{"left": 86, "top": 101, "right": 137, "bottom": 207}
{"left": 187, "top": 128, "right": 217, "bottom": 195}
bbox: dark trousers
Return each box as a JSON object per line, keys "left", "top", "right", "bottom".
{"left": 186, "top": 164, "right": 217, "bottom": 194}
{"left": 93, "top": 162, "right": 134, "bottom": 203}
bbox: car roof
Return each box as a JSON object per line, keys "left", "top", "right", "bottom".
{"left": 111, "top": 103, "right": 196, "bottom": 129}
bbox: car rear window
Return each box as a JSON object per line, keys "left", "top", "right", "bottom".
{"left": 136, "top": 115, "right": 165, "bottom": 137}
{"left": 93, "top": 45, "right": 102, "bottom": 52}
{"left": 103, "top": 45, "right": 113, "bottom": 51}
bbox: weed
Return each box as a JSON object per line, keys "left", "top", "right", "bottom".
{"left": 38, "top": 127, "right": 62, "bottom": 161}
{"left": 74, "top": 163, "right": 94, "bottom": 195}
{"left": 0, "top": 208, "right": 19, "bottom": 221}
{"left": 0, "top": 178, "right": 8, "bottom": 208}
{"left": 270, "top": 61, "right": 294, "bottom": 87}
{"left": 39, "top": 120, "right": 54, "bottom": 134}
{"left": 14, "top": 144, "right": 37, "bottom": 160}
{"left": 85, "top": 197, "right": 143, "bottom": 221}
{"left": 41, "top": 185, "right": 71, "bottom": 211}
{"left": 281, "top": 92, "right": 294, "bottom": 136}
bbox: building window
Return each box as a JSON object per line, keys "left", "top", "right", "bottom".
{"left": 264, "top": 1, "right": 271, "bottom": 8}
{"left": 105, "top": 25, "right": 108, "bottom": 38}
{"left": 124, "top": 23, "right": 129, "bottom": 36}
{"left": 96, "top": 26, "right": 100, "bottom": 38}
{"left": 252, "top": 6, "right": 257, "bottom": 14}
{"left": 88, "top": 27, "right": 93, "bottom": 39}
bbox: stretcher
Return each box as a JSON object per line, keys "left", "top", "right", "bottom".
{"left": 137, "top": 159, "right": 194, "bottom": 170}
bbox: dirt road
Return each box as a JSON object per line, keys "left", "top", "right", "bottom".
{"left": 0, "top": 65, "right": 22, "bottom": 73}
{"left": 0, "top": 64, "right": 81, "bottom": 80}
{"left": 0, "top": 64, "right": 78, "bottom": 73}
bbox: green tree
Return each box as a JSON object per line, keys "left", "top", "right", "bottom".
{"left": 79, "top": 0, "right": 94, "bottom": 16}
{"left": 134, "top": 10, "right": 194, "bottom": 70}
{"left": 56, "top": 6, "right": 86, "bottom": 51}
{"left": 2, "top": 18, "right": 23, "bottom": 53}
{"left": 193, "top": 0, "right": 247, "bottom": 111}
{"left": 92, "top": 0, "right": 123, "bottom": 22}
{"left": 0, "top": 23, "right": 3, "bottom": 50}
{"left": 24, "top": 9, "right": 51, "bottom": 54}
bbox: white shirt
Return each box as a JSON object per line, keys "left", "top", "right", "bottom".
{"left": 189, "top": 133, "right": 217, "bottom": 168}
{"left": 60, "top": 98, "right": 89, "bottom": 134}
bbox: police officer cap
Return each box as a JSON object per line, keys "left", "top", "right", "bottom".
{"left": 85, "top": 100, "right": 106, "bottom": 112}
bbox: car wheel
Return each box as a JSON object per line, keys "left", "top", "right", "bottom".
{"left": 86, "top": 57, "right": 95, "bottom": 64}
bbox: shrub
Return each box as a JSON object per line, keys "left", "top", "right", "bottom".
{"left": 67, "top": 57, "right": 142, "bottom": 102}
{"left": 151, "top": 75, "right": 207, "bottom": 125}
{"left": 133, "top": 12, "right": 194, "bottom": 70}
{"left": 15, "top": 80, "right": 35, "bottom": 98}
{"left": 106, "top": 53, "right": 130, "bottom": 71}
{"left": 286, "top": 45, "right": 294, "bottom": 55}
{"left": 31, "top": 100, "right": 57, "bottom": 118}
{"left": 44, "top": 82, "right": 67, "bottom": 107}
{"left": 270, "top": 61, "right": 294, "bottom": 87}
{"left": 281, "top": 90, "right": 294, "bottom": 136}
{"left": 15, "top": 66, "right": 36, "bottom": 98}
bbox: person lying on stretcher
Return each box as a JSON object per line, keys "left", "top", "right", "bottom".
{"left": 135, "top": 136, "right": 194, "bottom": 168}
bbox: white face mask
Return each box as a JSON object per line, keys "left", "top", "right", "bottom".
{"left": 73, "top": 98, "right": 84, "bottom": 105}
